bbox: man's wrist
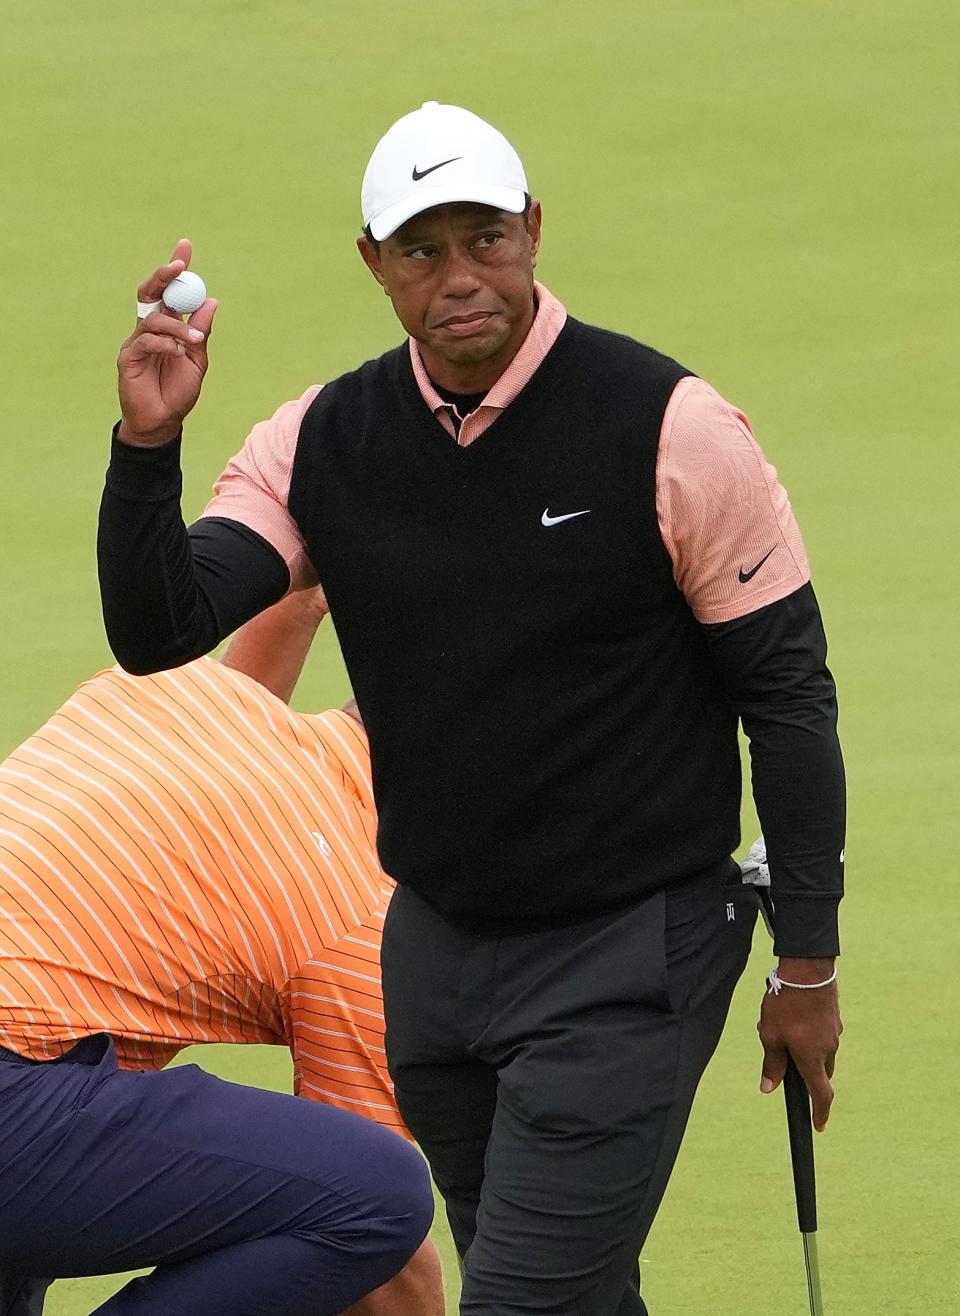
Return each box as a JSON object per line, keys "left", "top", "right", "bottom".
{"left": 776, "top": 956, "right": 836, "bottom": 984}
{"left": 117, "top": 418, "right": 182, "bottom": 448}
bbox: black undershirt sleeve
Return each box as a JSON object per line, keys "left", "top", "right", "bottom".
{"left": 701, "top": 582, "right": 846, "bottom": 958}
{"left": 98, "top": 430, "right": 290, "bottom": 674}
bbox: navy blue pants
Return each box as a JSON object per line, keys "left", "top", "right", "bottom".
{"left": 0, "top": 1035, "right": 433, "bottom": 1315}
{"left": 382, "top": 870, "right": 759, "bottom": 1315}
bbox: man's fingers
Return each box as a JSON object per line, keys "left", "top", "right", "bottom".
{"left": 186, "top": 298, "right": 218, "bottom": 337}
{"left": 125, "top": 332, "right": 190, "bottom": 359}
{"left": 123, "top": 315, "right": 208, "bottom": 364}
{"left": 759, "top": 1035, "right": 787, "bottom": 1094}
{"left": 135, "top": 240, "right": 193, "bottom": 309}
{"left": 136, "top": 260, "right": 186, "bottom": 307}
{"left": 133, "top": 311, "right": 207, "bottom": 345}
{"left": 797, "top": 1062, "right": 834, "bottom": 1132}
{"left": 169, "top": 237, "right": 192, "bottom": 267}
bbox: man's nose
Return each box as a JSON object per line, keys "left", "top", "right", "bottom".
{"left": 440, "top": 246, "right": 481, "bottom": 297}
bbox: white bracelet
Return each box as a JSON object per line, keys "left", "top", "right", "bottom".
{"left": 767, "top": 967, "right": 837, "bottom": 995}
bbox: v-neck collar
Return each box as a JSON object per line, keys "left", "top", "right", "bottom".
{"left": 392, "top": 315, "right": 581, "bottom": 463}
{"left": 407, "top": 283, "right": 568, "bottom": 447}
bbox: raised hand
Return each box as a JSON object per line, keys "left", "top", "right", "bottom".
{"left": 117, "top": 239, "right": 218, "bottom": 446}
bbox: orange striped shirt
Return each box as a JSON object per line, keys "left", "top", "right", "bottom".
{"left": 0, "top": 658, "right": 402, "bottom": 1132}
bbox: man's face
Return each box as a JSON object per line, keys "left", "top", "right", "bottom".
{"left": 357, "top": 201, "right": 542, "bottom": 392}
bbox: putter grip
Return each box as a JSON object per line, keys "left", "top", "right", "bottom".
{"left": 783, "top": 1056, "right": 818, "bottom": 1233}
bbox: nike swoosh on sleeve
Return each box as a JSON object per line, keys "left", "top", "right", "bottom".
{"left": 737, "top": 547, "right": 776, "bottom": 583}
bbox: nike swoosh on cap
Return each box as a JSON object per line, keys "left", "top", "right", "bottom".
{"left": 738, "top": 547, "right": 776, "bottom": 583}
{"left": 411, "top": 157, "right": 462, "bottom": 181}
{"left": 541, "top": 508, "right": 591, "bottom": 527}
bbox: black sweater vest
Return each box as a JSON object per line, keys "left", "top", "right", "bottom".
{"left": 289, "top": 317, "right": 741, "bottom": 930}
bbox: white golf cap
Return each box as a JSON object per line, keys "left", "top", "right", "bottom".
{"left": 361, "top": 101, "right": 529, "bottom": 241}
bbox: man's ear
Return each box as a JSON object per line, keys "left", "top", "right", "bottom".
{"left": 525, "top": 200, "right": 543, "bottom": 269}
{"left": 357, "top": 235, "right": 387, "bottom": 289}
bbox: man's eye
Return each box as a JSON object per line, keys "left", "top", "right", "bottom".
{"left": 408, "top": 247, "right": 436, "bottom": 260}
{"left": 476, "top": 233, "right": 501, "bottom": 248}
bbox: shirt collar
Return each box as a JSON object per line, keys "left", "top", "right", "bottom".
{"left": 408, "top": 282, "right": 568, "bottom": 417}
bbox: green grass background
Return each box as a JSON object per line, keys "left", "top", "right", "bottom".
{"left": 2, "top": 0, "right": 957, "bottom": 1311}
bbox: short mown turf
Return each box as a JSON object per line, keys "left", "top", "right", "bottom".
{"left": 2, "top": 2, "right": 955, "bottom": 1311}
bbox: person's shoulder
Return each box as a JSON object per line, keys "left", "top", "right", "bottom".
{"left": 0, "top": 670, "right": 120, "bottom": 771}
{"left": 93, "top": 655, "right": 285, "bottom": 720}
{"left": 565, "top": 316, "right": 693, "bottom": 386}
{"left": 301, "top": 707, "right": 370, "bottom": 764}
{"left": 301, "top": 708, "right": 375, "bottom": 808}
{"left": 312, "top": 339, "right": 409, "bottom": 397}
{"left": 3, "top": 658, "right": 225, "bottom": 765}
{"left": 298, "top": 340, "right": 409, "bottom": 438}
{"left": 67, "top": 660, "right": 197, "bottom": 710}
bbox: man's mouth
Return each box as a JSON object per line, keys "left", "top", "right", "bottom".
{"left": 435, "top": 311, "right": 495, "bottom": 335}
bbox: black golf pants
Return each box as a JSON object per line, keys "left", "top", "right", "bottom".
{"left": 382, "top": 870, "right": 759, "bottom": 1315}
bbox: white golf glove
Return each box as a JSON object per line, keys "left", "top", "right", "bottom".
{"left": 740, "top": 835, "right": 774, "bottom": 938}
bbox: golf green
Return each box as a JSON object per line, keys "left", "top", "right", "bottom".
{"left": 2, "top": 1, "right": 955, "bottom": 1311}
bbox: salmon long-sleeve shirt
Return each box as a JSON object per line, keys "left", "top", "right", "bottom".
{"left": 0, "top": 658, "right": 402, "bottom": 1132}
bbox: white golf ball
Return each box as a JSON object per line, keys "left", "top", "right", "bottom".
{"left": 162, "top": 271, "right": 207, "bottom": 316}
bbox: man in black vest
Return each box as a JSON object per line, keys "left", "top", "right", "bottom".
{"left": 99, "top": 101, "right": 844, "bottom": 1315}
